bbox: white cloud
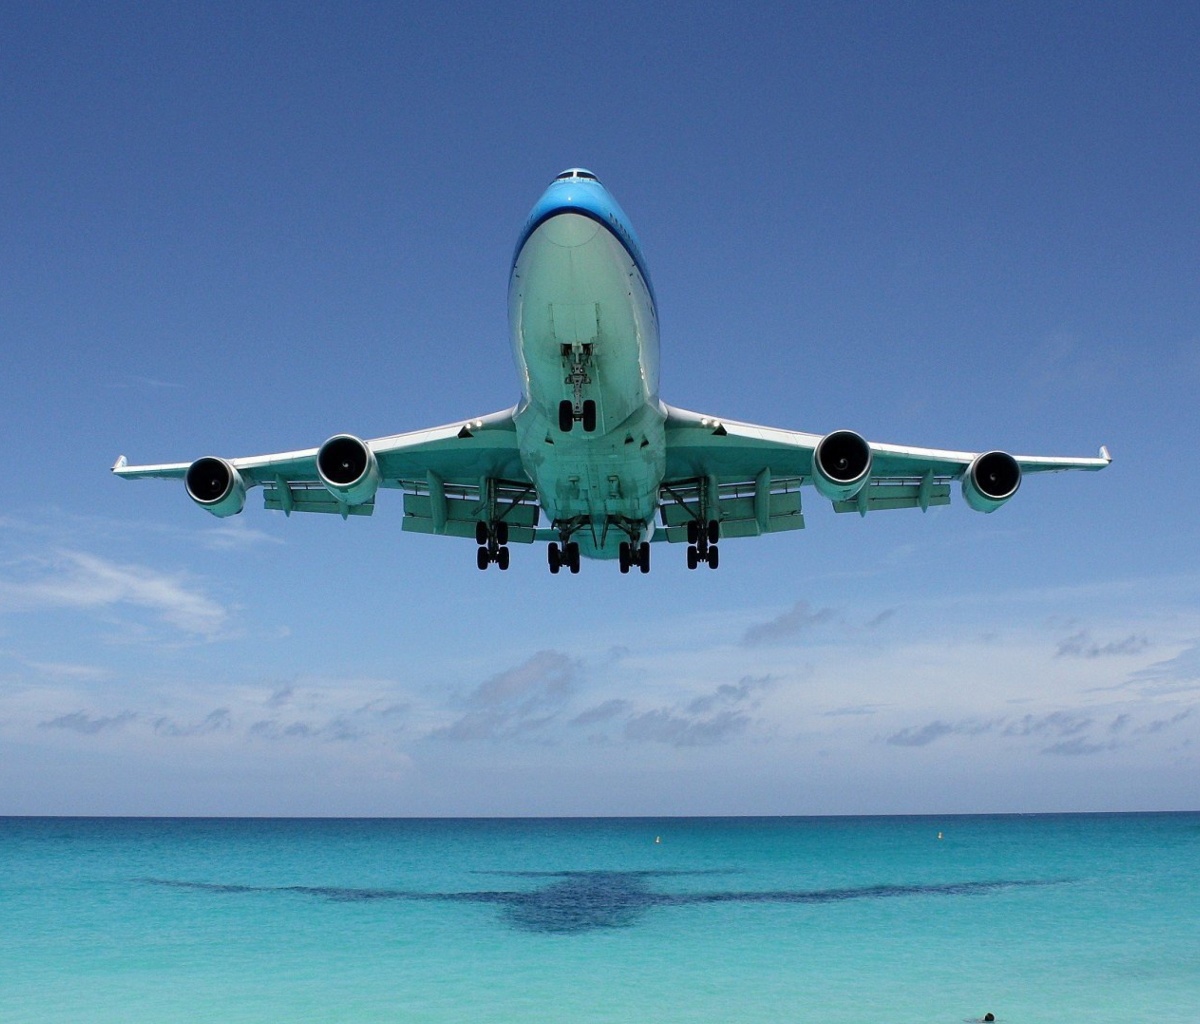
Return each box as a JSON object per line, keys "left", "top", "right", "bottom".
{"left": 0, "top": 550, "right": 229, "bottom": 636}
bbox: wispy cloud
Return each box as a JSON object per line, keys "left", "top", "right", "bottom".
{"left": 430, "top": 651, "right": 579, "bottom": 742}
{"left": 570, "top": 699, "right": 632, "bottom": 727}
{"left": 0, "top": 550, "right": 229, "bottom": 636}
{"left": 741, "top": 601, "right": 835, "bottom": 646}
{"left": 153, "top": 708, "right": 232, "bottom": 737}
{"left": 624, "top": 707, "right": 750, "bottom": 746}
{"left": 621, "top": 675, "right": 771, "bottom": 748}
{"left": 1056, "top": 631, "right": 1150, "bottom": 659}
{"left": 39, "top": 710, "right": 136, "bottom": 734}
{"left": 885, "top": 719, "right": 998, "bottom": 747}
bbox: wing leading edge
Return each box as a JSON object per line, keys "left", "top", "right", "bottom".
{"left": 657, "top": 403, "right": 1110, "bottom": 544}
{"left": 113, "top": 407, "right": 539, "bottom": 540}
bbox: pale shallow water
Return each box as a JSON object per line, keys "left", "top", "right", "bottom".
{"left": 2, "top": 814, "right": 1197, "bottom": 1022}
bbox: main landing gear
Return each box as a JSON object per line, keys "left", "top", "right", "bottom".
{"left": 547, "top": 540, "right": 581, "bottom": 574}
{"left": 475, "top": 520, "right": 510, "bottom": 571}
{"left": 619, "top": 540, "right": 650, "bottom": 574}
{"left": 686, "top": 519, "right": 720, "bottom": 570}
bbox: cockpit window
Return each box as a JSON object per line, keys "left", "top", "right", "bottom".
{"left": 554, "top": 169, "right": 599, "bottom": 182}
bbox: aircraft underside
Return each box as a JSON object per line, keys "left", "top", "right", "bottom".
{"left": 111, "top": 169, "right": 1110, "bottom": 575}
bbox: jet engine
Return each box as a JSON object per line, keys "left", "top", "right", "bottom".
{"left": 317, "top": 434, "right": 381, "bottom": 506}
{"left": 185, "top": 457, "right": 246, "bottom": 517}
{"left": 962, "top": 450, "right": 1021, "bottom": 513}
{"left": 812, "top": 429, "right": 872, "bottom": 501}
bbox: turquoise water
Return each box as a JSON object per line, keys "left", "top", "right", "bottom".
{"left": 2, "top": 815, "right": 1197, "bottom": 1023}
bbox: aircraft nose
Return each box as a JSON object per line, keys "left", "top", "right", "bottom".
{"left": 541, "top": 212, "right": 600, "bottom": 248}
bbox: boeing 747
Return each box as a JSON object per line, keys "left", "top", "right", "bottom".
{"left": 114, "top": 169, "right": 1110, "bottom": 574}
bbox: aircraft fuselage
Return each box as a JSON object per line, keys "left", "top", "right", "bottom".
{"left": 509, "top": 171, "right": 665, "bottom": 558}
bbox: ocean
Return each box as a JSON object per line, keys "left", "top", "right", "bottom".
{"left": 2, "top": 814, "right": 1197, "bottom": 1023}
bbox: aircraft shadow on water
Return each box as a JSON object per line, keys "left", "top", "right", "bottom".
{"left": 141, "top": 870, "right": 1065, "bottom": 934}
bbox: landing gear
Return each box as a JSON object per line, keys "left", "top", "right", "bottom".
{"left": 475, "top": 518, "right": 511, "bottom": 571}
{"left": 557, "top": 398, "right": 597, "bottom": 433}
{"left": 559, "top": 344, "right": 597, "bottom": 432}
{"left": 685, "top": 519, "right": 720, "bottom": 570}
{"left": 619, "top": 540, "right": 650, "bottom": 574}
{"left": 547, "top": 540, "right": 580, "bottom": 574}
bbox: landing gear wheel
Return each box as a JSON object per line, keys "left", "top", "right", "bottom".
{"left": 707, "top": 519, "right": 720, "bottom": 545}
{"left": 497, "top": 547, "right": 510, "bottom": 571}
{"left": 548, "top": 543, "right": 561, "bottom": 574}
{"left": 495, "top": 521, "right": 509, "bottom": 546}
{"left": 558, "top": 400, "right": 574, "bottom": 433}
{"left": 687, "top": 545, "right": 699, "bottom": 570}
{"left": 638, "top": 541, "right": 650, "bottom": 574}
{"left": 476, "top": 547, "right": 489, "bottom": 571}
{"left": 618, "top": 541, "right": 630, "bottom": 574}
{"left": 707, "top": 545, "right": 719, "bottom": 569}
{"left": 566, "top": 541, "right": 581, "bottom": 574}
{"left": 475, "top": 521, "right": 489, "bottom": 546}
{"left": 687, "top": 521, "right": 699, "bottom": 546}
{"left": 582, "top": 399, "right": 597, "bottom": 433}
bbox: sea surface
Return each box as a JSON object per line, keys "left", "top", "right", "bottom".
{"left": 2, "top": 814, "right": 1197, "bottom": 1023}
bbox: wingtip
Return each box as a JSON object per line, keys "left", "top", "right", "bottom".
{"left": 1100, "top": 445, "right": 1112, "bottom": 463}
{"left": 112, "top": 455, "right": 128, "bottom": 473}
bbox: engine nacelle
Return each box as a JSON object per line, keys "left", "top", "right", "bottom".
{"left": 812, "top": 429, "right": 872, "bottom": 501}
{"left": 185, "top": 457, "right": 246, "bottom": 518}
{"left": 962, "top": 450, "right": 1021, "bottom": 513}
{"left": 317, "top": 434, "right": 381, "bottom": 506}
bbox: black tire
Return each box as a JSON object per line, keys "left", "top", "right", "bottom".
{"left": 476, "top": 547, "right": 490, "bottom": 571}
{"left": 496, "top": 521, "right": 509, "bottom": 546}
{"left": 547, "top": 543, "right": 561, "bottom": 574}
{"left": 582, "top": 399, "right": 597, "bottom": 432}
{"left": 559, "top": 400, "right": 574, "bottom": 432}
{"left": 707, "top": 545, "right": 719, "bottom": 569}
{"left": 686, "top": 521, "right": 699, "bottom": 546}
{"left": 475, "top": 521, "right": 489, "bottom": 546}
{"left": 707, "top": 519, "right": 720, "bottom": 545}
{"left": 686, "top": 545, "right": 698, "bottom": 570}
{"left": 497, "top": 546, "right": 510, "bottom": 571}
{"left": 567, "top": 541, "right": 581, "bottom": 573}
{"left": 638, "top": 542, "right": 650, "bottom": 574}
{"left": 618, "top": 541, "right": 630, "bottom": 574}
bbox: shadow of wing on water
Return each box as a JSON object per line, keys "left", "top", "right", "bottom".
{"left": 138, "top": 873, "right": 1067, "bottom": 935}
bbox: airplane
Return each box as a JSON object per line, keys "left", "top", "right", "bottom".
{"left": 113, "top": 168, "right": 1111, "bottom": 574}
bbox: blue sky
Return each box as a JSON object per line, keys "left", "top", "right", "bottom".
{"left": 2, "top": 2, "right": 1197, "bottom": 815}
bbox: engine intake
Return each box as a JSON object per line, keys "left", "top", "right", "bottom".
{"left": 813, "top": 429, "right": 872, "bottom": 501}
{"left": 962, "top": 451, "right": 1021, "bottom": 513}
{"left": 185, "top": 457, "right": 246, "bottom": 517}
{"left": 317, "top": 434, "right": 381, "bottom": 506}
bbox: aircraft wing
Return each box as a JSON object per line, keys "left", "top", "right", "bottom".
{"left": 113, "top": 406, "right": 540, "bottom": 542}
{"left": 657, "top": 403, "right": 1110, "bottom": 542}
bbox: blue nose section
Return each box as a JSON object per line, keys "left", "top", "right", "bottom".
{"left": 514, "top": 170, "right": 655, "bottom": 302}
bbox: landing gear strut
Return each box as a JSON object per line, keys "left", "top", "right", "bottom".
{"left": 559, "top": 344, "right": 597, "bottom": 432}
{"left": 686, "top": 519, "right": 720, "bottom": 570}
